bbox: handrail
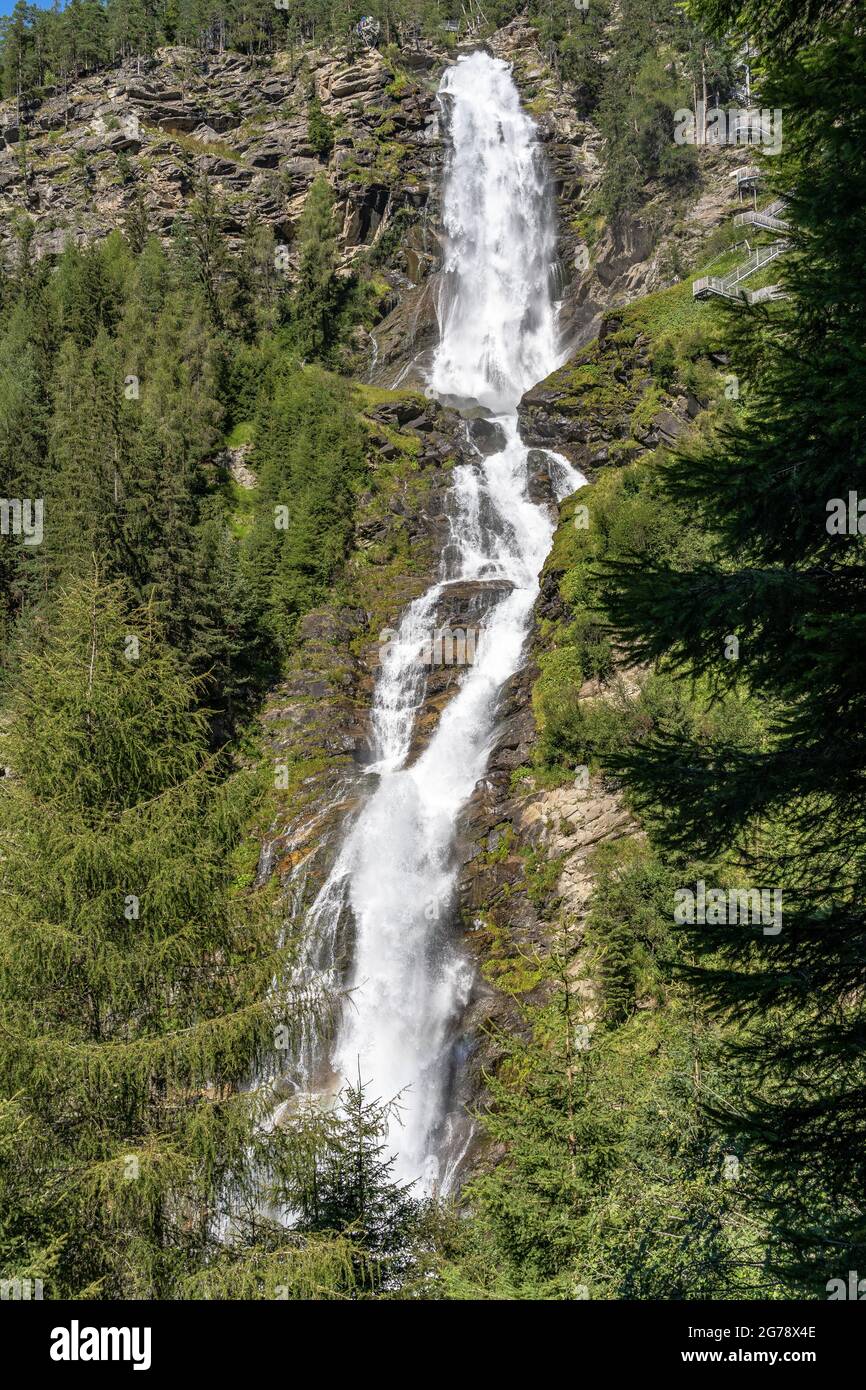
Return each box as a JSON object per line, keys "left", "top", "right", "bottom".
{"left": 693, "top": 241, "right": 788, "bottom": 302}
{"left": 721, "top": 240, "right": 788, "bottom": 290}
{"left": 733, "top": 201, "right": 788, "bottom": 232}
{"left": 694, "top": 168, "right": 789, "bottom": 306}
{"left": 748, "top": 284, "right": 786, "bottom": 305}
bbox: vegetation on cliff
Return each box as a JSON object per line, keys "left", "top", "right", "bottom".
{"left": 0, "top": 0, "right": 861, "bottom": 1306}
{"left": 594, "top": 0, "right": 866, "bottom": 1295}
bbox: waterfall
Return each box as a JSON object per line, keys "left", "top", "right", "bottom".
{"left": 430, "top": 51, "right": 561, "bottom": 411}
{"left": 297, "top": 51, "right": 583, "bottom": 1191}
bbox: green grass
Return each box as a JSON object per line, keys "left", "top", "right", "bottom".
{"left": 220, "top": 476, "right": 257, "bottom": 541}
{"left": 628, "top": 238, "right": 787, "bottom": 340}
{"left": 626, "top": 268, "right": 724, "bottom": 340}
{"left": 351, "top": 383, "right": 427, "bottom": 413}
{"left": 225, "top": 420, "right": 254, "bottom": 447}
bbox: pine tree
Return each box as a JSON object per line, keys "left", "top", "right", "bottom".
{"left": 291, "top": 174, "right": 343, "bottom": 362}
{"left": 245, "top": 361, "right": 366, "bottom": 651}
{"left": 45, "top": 329, "right": 133, "bottom": 586}
{"left": 306, "top": 88, "right": 334, "bottom": 161}
{"left": 0, "top": 573, "right": 319, "bottom": 1297}
{"left": 0, "top": 278, "right": 55, "bottom": 628}
{"left": 184, "top": 177, "right": 230, "bottom": 328}
{"left": 453, "top": 931, "right": 621, "bottom": 1298}
{"left": 284, "top": 1076, "right": 430, "bottom": 1293}
{"left": 0, "top": 1094, "right": 65, "bottom": 1297}
{"left": 123, "top": 192, "right": 151, "bottom": 255}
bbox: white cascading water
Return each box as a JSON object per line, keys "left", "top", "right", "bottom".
{"left": 297, "top": 51, "right": 583, "bottom": 1190}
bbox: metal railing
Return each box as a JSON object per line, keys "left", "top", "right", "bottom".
{"left": 747, "top": 283, "right": 787, "bottom": 305}
{"left": 733, "top": 166, "right": 762, "bottom": 189}
{"left": 733, "top": 200, "right": 788, "bottom": 233}
{"left": 693, "top": 240, "right": 788, "bottom": 302}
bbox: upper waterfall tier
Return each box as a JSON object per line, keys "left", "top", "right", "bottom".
{"left": 430, "top": 51, "right": 561, "bottom": 413}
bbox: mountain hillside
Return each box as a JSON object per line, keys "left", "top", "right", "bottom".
{"left": 1, "top": 0, "right": 863, "bottom": 1314}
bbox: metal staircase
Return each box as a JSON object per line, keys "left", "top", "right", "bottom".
{"left": 693, "top": 170, "right": 789, "bottom": 304}
{"left": 733, "top": 199, "right": 788, "bottom": 233}
{"left": 693, "top": 240, "right": 788, "bottom": 302}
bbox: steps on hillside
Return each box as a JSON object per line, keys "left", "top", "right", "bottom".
{"left": 733, "top": 199, "right": 788, "bottom": 233}
{"left": 693, "top": 239, "right": 788, "bottom": 303}
{"left": 693, "top": 168, "right": 789, "bottom": 305}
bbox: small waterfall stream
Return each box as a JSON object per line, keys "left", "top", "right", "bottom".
{"left": 294, "top": 51, "right": 583, "bottom": 1191}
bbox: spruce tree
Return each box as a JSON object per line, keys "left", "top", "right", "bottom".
{"left": 598, "top": 0, "right": 866, "bottom": 1291}
{"left": 245, "top": 361, "right": 367, "bottom": 651}
{"left": 0, "top": 573, "right": 319, "bottom": 1296}
{"left": 285, "top": 1076, "right": 430, "bottom": 1294}
{"left": 306, "top": 89, "right": 334, "bottom": 161}
{"left": 291, "top": 174, "right": 342, "bottom": 362}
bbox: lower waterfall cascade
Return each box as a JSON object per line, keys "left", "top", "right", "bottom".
{"left": 295, "top": 49, "right": 584, "bottom": 1191}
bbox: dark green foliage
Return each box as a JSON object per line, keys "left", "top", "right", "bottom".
{"left": 0, "top": 221, "right": 307, "bottom": 727}
{"left": 307, "top": 89, "right": 334, "bottom": 161}
{"left": 290, "top": 174, "right": 347, "bottom": 363}
{"left": 181, "top": 1078, "right": 437, "bottom": 1300}
{"left": 593, "top": 0, "right": 726, "bottom": 221}
{"left": 531, "top": 460, "right": 760, "bottom": 782}
{"left": 246, "top": 360, "right": 367, "bottom": 651}
{"left": 284, "top": 1077, "right": 432, "bottom": 1292}
{"left": 0, "top": 575, "right": 300, "bottom": 1296}
{"left": 593, "top": 0, "right": 866, "bottom": 1293}
{"left": 439, "top": 878, "right": 762, "bottom": 1299}
{"left": 584, "top": 840, "right": 678, "bottom": 1024}
{"left": 0, "top": 1096, "right": 64, "bottom": 1292}
{"left": 0, "top": 574, "right": 430, "bottom": 1298}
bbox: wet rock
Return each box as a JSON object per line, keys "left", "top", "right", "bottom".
{"left": 526, "top": 449, "right": 561, "bottom": 509}
{"left": 467, "top": 416, "right": 507, "bottom": 455}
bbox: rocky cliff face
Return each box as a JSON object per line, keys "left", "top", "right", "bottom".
{"left": 256, "top": 388, "right": 467, "bottom": 906}
{"left": 0, "top": 43, "right": 439, "bottom": 278}
{"left": 518, "top": 312, "right": 702, "bottom": 474}
{"left": 1, "top": 20, "right": 742, "bottom": 382}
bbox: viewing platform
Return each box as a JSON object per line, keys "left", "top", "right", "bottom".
{"left": 733, "top": 199, "right": 788, "bottom": 233}
{"left": 733, "top": 166, "right": 763, "bottom": 193}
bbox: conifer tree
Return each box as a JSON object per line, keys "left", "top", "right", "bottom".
{"left": 184, "top": 177, "right": 230, "bottom": 328}
{"left": 0, "top": 279, "right": 55, "bottom": 627}
{"left": 284, "top": 1076, "right": 431, "bottom": 1293}
{"left": 291, "top": 174, "right": 342, "bottom": 362}
{"left": 306, "top": 88, "right": 334, "bottom": 161}
{"left": 0, "top": 573, "right": 318, "bottom": 1296}
{"left": 598, "top": 0, "right": 866, "bottom": 1291}
{"left": 245, "top": 361, "right": 366, "bottom": 650}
